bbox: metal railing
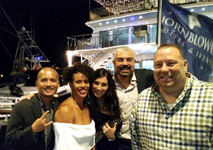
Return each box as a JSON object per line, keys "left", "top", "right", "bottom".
{"left": 67, "top": 33, "right": 125, "bottom": 50}
{"left": 0, "top": 96, "right": 19, "bottom": 123}
{"left": 67, "top": 32, "right": 149, "bottom": 50}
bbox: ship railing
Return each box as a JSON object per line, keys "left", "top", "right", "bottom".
{"left": 0, "top": 96, "right": 20, "bottom": 121}
{"left": 67, "top": 32, "right": 148, "bottom": 50}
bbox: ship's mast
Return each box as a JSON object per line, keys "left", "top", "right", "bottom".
{"left": 13, "top": 27, "right": 49, "bottom": 71}
{"left": 0, "top": 4, "right": 49, "bottom": 72}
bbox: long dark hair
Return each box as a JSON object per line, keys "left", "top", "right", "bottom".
{"left": 90, "top": 68, "right": 120, "bottom": 119}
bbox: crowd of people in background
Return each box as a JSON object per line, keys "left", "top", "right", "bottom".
{"left": 4, "top": 43, "right": 213, "bottom": 150}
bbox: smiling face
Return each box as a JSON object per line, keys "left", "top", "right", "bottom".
{"left": 113, "top": 48, "right": 135, "bottom": 78}
{"left": 36, "top": 68, "right": 60, "bottom": 99}
{"left": 92, "top": 76, "right": 109, "bottom": 99}
{"left": 70, "top": 72, "right": 90, "bottom": 100}
{"left": 154, "top": 46, "right": 188, "bottom": 92}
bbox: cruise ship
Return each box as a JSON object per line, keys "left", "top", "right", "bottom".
{"left": 66, "top": 0, "right": 213, "bottom": 72}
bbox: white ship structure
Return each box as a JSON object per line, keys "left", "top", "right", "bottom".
{"left": 66, "top": 0, "right": 213, "bottom": 72}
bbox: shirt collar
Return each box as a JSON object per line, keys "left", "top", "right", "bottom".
{"left": 113, "top": 72, "right": 137, "bottom": 86}
{"left": 37, "top": 94, "right": 55, "bottom": 111}
{"left": 131, "top": 72, "right": 137, "bottom": 84}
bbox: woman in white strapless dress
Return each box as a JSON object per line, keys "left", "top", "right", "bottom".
{"left": 53, "top": 63, "right": 95, "bottom": 150}
{"left": 53, "top": 121, "right": 95, "bottom": 150}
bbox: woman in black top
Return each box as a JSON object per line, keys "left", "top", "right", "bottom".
{"left": 89, "top": 68, "right": 121, "bottom": 150}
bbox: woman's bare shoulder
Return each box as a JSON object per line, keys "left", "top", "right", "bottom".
{"left": 54, "top": 97, "right": 74, "bottom": 122}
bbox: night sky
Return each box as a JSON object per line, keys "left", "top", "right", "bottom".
{"left": 0, "top": 0, "right": 100, "bottom": 76}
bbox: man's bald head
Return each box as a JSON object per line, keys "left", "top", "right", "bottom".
{"left": 114, "top": 46, "right": 136, "bottom": 60}
{"left": 37, "top": 67, "right": 59, "bottom": 80}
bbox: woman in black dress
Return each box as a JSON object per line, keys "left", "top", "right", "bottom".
{"left": 89, "top": 68, "right": 121, "bottom": 150}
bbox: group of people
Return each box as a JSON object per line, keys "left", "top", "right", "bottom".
{"left": 4, "top": 43, "right": 213, "bottom": 150}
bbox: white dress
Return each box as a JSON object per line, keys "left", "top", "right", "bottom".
{"left": 53, "top": 120, "right": 95, "bottom": 150}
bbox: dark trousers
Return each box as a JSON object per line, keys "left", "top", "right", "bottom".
{"left": 118, "top": 138, "right": 132, "bottom": 150}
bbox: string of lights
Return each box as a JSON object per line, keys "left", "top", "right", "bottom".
{"left": 93, "top": 0, "right": 207, "bottom": 14}
{"left": 94, "top": 0, "right": 156, "bottom": 14}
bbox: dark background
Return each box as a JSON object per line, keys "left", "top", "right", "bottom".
{"left": 0, "top": 0, "right": 100, "bottom": 76}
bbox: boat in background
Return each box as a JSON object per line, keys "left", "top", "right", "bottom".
{"left": 66, "top": 0, "right": 213, "bottom": 71}
{"left": 10, "top": 26, "right": 50, "bottom": 85}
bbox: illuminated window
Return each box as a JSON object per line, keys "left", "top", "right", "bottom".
{"left": 142, "top": 60, "right": 154, "bottom": 70}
